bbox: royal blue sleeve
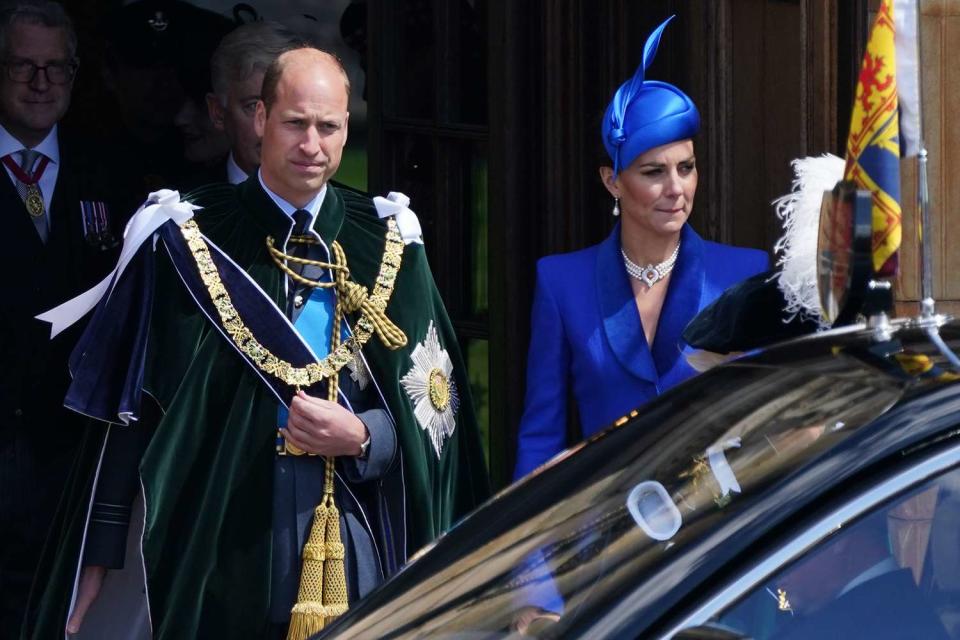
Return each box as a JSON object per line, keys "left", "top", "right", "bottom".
{"left": 513, "top": 260, "right": 571, "bottom": 481}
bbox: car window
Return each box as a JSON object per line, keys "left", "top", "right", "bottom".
{"left": 495, "top": 362, "right": 903, "bottom": 638}
{"left": 710, "top": 464, "right": 960, "bottom": 640}
{"left": 321, "top": 336, "right": 937, "bottom": 639}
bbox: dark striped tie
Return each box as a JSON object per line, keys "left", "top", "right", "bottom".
{"left": 288, "top": 209, "right": 315, "bottom": 318}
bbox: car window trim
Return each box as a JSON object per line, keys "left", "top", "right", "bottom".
{"left": 658, "top": 439, "right": 960, "bottom": 640}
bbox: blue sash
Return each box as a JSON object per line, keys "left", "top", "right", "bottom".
{"left": 277, "top": 285, "right": 349, "bottom": 430}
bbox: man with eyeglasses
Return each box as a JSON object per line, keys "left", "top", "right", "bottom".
{"left": 0, "top": 2, "right": 118, "bottom": 637}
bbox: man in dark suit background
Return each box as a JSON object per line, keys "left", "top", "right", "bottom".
{"left": 0, "top": 1, "right": 117, "bottom": 636}
{"left": 775, "top": 507, "right": 950, "bottom": 640}
{"left": 205, "top": 21, "right": 301, "bottom": 185}
{"left": 100, "top": 0, "right": 233, "bottom": 212}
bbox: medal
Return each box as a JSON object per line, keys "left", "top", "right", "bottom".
{"left": 25, "top": 184, "right": 44, "bottom": 218}
{"left": 2, "top": 152, "right": 50, "bottom": 218}
{"left": 80, "top": 200, "right": 118, "bottom": 249}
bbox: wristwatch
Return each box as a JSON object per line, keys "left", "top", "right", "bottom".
{"left": 358, "top": 432, "right": 371, "bottom": 459}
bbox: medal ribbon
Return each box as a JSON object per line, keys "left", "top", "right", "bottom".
{"left": 2, "top": 153, "right": 50, "bottom": 185}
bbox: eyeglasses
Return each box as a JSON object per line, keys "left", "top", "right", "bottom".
{"left": 2, "top": 59, "right": 78, "bottom": 85}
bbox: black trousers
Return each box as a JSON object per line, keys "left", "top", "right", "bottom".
{"left": 0, "top": 430, "right": 77, "bottom": 640}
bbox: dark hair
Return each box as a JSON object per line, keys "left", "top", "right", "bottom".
{"left": 0, "top": 0, "right": 77, "bottom": 58}
{"left": 260, "top": 46, "right": 351, "bottom": 113}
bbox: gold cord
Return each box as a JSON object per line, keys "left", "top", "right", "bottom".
{"left": 266, "top": 235, "right": 407, "bottom": 350}
{"left": 266, "top": 235, "right": 344, "bottom": 289}
{"left": 282, "top": 238, "right": 350, "bottom": 638}
{"left": 286, "top": 260, "right": 349, "bottom": 639}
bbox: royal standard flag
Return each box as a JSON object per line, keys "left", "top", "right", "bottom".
{"left": 843, "top": 0, "right": 902, "bottom": 277}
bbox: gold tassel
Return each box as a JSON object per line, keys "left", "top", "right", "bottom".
{"left": 321, "top": 478, "right": 348, "bottom": 619}
{"left": 286, "top": 289, "right": 352, "bottom": 640}
{"left": 286, "top": 458, "right": 349, "bottom": 639}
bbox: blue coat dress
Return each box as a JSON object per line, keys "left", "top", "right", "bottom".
{"left": 514, "top": 222, "right": 768, "bottom": 480}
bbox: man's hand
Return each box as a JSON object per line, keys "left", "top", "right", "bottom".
{"left": 66, "top": 565, "right": 107, "bottom": 634}
{"left": 283, "top": 390, "right": 368, "bottom": 456}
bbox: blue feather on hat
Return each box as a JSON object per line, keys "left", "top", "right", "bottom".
{"left": 602, "top": 16, "right": 700, "bottom": 176}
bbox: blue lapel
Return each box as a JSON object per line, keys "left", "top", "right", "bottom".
{"left": 597, "top": 223, "right": 658, "bottom": 384}
{"left": 650, "top": 224, "right": 705, "bottom": 376}
{"left": 598, "top": 223, "right": 705, "bottom": 384}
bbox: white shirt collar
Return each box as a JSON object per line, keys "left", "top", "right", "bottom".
{"left": 226, "top": 152, "right": 248, "bottom": 185}
{"left": 257, "top": 169, "right": 326, "bottom": 230}
{"left": 0, "top": 123, "right": 60, "bottom": 164}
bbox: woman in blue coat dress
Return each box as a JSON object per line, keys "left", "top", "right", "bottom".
{"left": 514, "top": 17, "right": 769, "bottom": 481}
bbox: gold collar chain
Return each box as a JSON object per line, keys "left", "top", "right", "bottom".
{"left": 178, "top": 217, "right": 407, "bottom": 388}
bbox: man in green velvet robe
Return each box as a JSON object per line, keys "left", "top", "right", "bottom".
{"left": 26, "top": 47, "right": 489, "bottom": 639}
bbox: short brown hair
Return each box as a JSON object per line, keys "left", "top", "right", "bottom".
{"left": 260, "top": 46, "right": 351, "bottom": 113}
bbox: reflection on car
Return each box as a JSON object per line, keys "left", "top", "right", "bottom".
{"left": 317, "top": 322, "right": 960, "bottom": 639}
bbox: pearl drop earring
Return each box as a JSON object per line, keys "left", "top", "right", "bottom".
{"left": 612, "top": 197, "right": 620, "bottom": 217}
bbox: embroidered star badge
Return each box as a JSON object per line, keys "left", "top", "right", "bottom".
{"left": 400, "top": 321, "right": 459, "bottom": 458}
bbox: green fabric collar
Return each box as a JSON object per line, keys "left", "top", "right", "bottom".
{"left": 238, "top": 177, "right": 345, "bottom": 249}
{"left": 312, "top": 186, "right": 345, "bottom": 248}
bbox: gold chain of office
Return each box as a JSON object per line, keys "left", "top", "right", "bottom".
{"left": 177, "top": 217, "right": 408, "bottom": 389}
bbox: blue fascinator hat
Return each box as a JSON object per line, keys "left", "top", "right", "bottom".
{"left": 602, "top": 15, "right": 701, "bottom": 175}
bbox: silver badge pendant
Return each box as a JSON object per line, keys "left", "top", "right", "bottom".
{"left": 640, "top": 267, "right": 660, "bottom": 288}
{"left": 346, "top": 351, "right": 370, "bottom": 391}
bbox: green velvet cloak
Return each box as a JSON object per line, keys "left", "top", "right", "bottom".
{"left": 26, "top": 179, "right": 490, "bottom": 639}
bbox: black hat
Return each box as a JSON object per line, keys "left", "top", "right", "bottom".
{"left": 104, "top": 0, "right": 234, "bottom": 73}
{"left": 682, "top": 270, "right": 821, "bottom": 354}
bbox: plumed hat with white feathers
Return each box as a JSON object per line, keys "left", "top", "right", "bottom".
{"left": 683, "top": 154, "right": 845, "bottom": 361}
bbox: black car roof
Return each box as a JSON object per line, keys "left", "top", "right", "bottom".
{"left": 320, "top": 318, "right": 960, "bottom": 639}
